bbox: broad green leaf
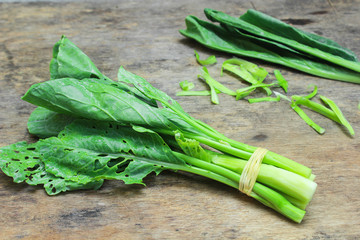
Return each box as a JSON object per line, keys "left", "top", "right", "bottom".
{"left": 179, "top": 15, "right": 360, "bottom": 83}
{"left": 50, "top": 36, "right": 104, "bottom": 80}
{"left": 238, "top": 9, "right": 358, "bottom": 62}
{"left": 22, "top": 78, "right": 178, "bottom": 130}
{"left": 204, "top": 9, "right": 360, "bottom": 73}
{"left": 117, "top": 66, "right": 184, "bottom": 111}
{"left": 0, "top": 141, "right": 103, "bottom": 195}
{"left": 117, "top": 67, "right": 224, "bottom": 137}
{"left": 27, "top": 107, "right": 76, "bottom": 138}
{"left": 50, "top": 36, "right": 157, "bottom": 107}
{"left": 40, "top": 120, "right": 187, "bottom": 185}
{"left": 1, "top": 120, "right": 188, "bottom": 194}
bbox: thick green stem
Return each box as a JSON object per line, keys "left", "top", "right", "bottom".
{"left": 173, "top": 152, "right": 306, "bottom": 223}
{"left": 210, "top": 152, "right": 317, "bottom": 209}
{"left": 156, "top": 126, "right": 312, "bottom": 178}
{"left": 189, "top": 134, "right": 312, "bottom": 178}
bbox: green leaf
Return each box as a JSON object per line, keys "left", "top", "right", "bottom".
{"left": 0, "top": 141, "right": 103, "bottom": 195}
{"left": 1, "top": 119, "right": 188, "bottom": 194}
{"left": 21, "top": 78, "right": 179, "bottom": 131}
{"left": 274, "top": 91, "right": 291, "bottom": 102}
{"left": 304, "top": 85, "right": 318, "bottom": 100}
{"left": 238, "top": 9, "right": 359, "bottom": 62}
{"left": 37, "top": 120, "right": 187, "bottom": 185}
{"left": 117, "top": 66, "right": 184, "bottom": 112}
{"left": 50, "top": 36, "right": 104, "bottom": 80}
{"left": 194, "top": 50, "right": 217, "bottom": 65}
{"left": 205, "top": 8, "right": 360, "bottom": 73}
{"left": 27, "top": 107, "right": 76, "bottom": 138}
{"left": 179, "top": 15, "right": 360, "bottom": 83}
{"left": 50, "top": 37, "right": 155, "bottom": 108}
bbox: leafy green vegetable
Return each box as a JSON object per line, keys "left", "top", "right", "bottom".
{"left": 237, "top": 9, "right": 358, "bottom": 62}
{"left": 27, "top": 106, "right": 76, "bottom": 138}
{"left": 0, "top": 36, "right": 318, "bottom": 223}
{"left": 204, "top": 8, "right": 360, "bottom": 73}
{"left": 194, "top": 50, "right": 217, "bottom": 65}
{"left": 0, "top": 141, "right": 104, "bottom": 195}
{"left": 179, "top": 12, "right": 360, "bottom": 83}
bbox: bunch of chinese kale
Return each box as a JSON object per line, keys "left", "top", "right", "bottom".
{"left": 0, "top": 36, "right": 317, "bottom": 223}
{"left": 180, "top": 8, "right": 360, "bottom": 83}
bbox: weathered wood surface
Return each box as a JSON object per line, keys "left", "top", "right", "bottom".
{"left": 0, "top": 0, "right": 359, "bottom": 239}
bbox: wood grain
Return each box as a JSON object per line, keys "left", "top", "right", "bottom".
{"left": 0, "top": 0, "right": 359, "bottom": 239}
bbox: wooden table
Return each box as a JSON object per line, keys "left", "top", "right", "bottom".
{"left": 0, "top": 0, "right": 359, "bottom": 239}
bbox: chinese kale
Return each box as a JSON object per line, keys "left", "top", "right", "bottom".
{"left": 0, "top": 36, "right": 317, "bottom": 223}
{"left": 179, "top": 9, "right": 360, "bottom": 83}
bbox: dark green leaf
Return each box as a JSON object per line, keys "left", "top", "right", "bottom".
{"left": 41, "top": 120, "right": 186, "bottom": 184}
{"left": 50, "top": 36, "right": 104, "bottom": 80}
{"left": 179, "top": 15, "right": 360, "bottom": 83}
{"left": 27, "top": 107, "right": 76, "bottom": 138}
{"left": 0, "top": 141, "right": 103, "bottom": 195}
{"left": 205, "top": 8, "right": 360, "bottom": 73}
{"left": 117, "top": 66, "right": 184, "bottom": 111}
{"left": 22, "top": 78, "right": 177, "bottom": 130}
{"left": 238, "top": 9, "right": 358, "bottom": 62}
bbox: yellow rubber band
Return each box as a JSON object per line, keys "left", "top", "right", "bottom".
{"left": 239, "top": 147, "right": 268, "bottom": 196}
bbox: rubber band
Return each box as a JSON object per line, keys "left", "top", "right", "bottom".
{"left": 239, "top": 147, "right": 268, "bottom": 196}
